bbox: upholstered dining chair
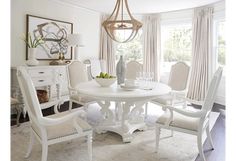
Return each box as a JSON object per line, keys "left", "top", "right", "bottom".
{"left": 17, "top": 66, "right": 93, "bottom": 161}
{"left": 155, "top": 67, "right": 223, "bottom": 161}
{"left": 67, "top": 61, "right": 96, "bottom": 111}
{"left": 152, "top": 62, "right": 190, "bottom": 107}
{"left": 123, "top": 60, "right": 148, "bottom": 117}
{"left": 125, "top": 60, "right": 143, "bottom": 80}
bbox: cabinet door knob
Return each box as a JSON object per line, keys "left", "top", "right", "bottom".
{"left": 39, "top": 72, "right": 44, "bottom": 74}
{"left": 38, "top": 80, "right": 44, "bottom": 82}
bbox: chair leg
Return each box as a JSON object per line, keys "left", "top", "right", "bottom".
{"left": 41, "top": 142, "right": 48, "bottom": 161}
{"left": 69, "top": 101, "right": 73, "bottom": 111}
{"left": 25, "top": 129, "right": 34, "bottom": 158}
{"left": 197, "top": 132, "right": 206, "bottom": 161}
{"left": 144, "top": 103, "right": 148, "bottom": 119}
{"left": 16, "top": 107, "right": 22, "bottom": 127}
{"left": 87, "top": 133, "right": 92, "bottom": 161}
{"left": 115, "top": 102, "right": 118, "bottom": 112}
{"left": 155, "top": 125, "right": 161, "bottom": 153}
{"left": 206, "top": 125, "right": 214, "bottom": 150}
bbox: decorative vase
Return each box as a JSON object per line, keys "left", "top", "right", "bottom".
{"left": 26, "top": 48, "right": 39, "bottom": 66}
{"left": 57, "top": 52, "right": 65, "bottom": 64}
{"left": 116, "top": 55, "right": 125, "bottom": 85}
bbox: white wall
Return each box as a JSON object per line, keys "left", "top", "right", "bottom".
{"left": 11, "top": 0, "right": 101, "bottom": 67}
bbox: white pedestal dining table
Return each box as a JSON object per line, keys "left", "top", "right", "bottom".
{"left": 75, "top": 80, "right": 171, "bottom": 142}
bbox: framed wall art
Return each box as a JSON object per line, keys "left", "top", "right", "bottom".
{"left": 26, "top": 14, "right": 73, "bottom": 60}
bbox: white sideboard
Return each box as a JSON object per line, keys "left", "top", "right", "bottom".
{"left": 11, "top": 65, "right": 70, "bottom": 110}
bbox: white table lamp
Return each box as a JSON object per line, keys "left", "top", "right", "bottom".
{"left": 67, "top": 34, "right": 84, "bottom": 60}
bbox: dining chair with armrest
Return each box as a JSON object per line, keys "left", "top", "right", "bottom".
{"left": 152, "top": 62, "right": 190, "bottom": 107}
{"left": 17, "top": 66, "right": 93, "bottom": 161}
{"left": 67, "top": 61, "right": 96, "bottom": 112}
{"left": 155, "top": 67, "right": 223, "bottom": 161}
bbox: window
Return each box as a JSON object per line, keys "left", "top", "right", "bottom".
{"left": 161, "top": 23, "right": 192, "bottom": 73}
{"left": 115, "top": 30, "right": 143, "bottom": 63}
{"left": 215, "top": 20, "right": 225, "bottom": 66}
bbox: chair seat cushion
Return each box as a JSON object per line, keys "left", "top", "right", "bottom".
{"left": 32, "top": 109, "right": 92, "bottom": 140}
{"left": 156, "top": 109, "right": 200, "bottom": 131}
{"left": 152, "top": 93, "right": 186, "bottom": 105}
{"left": 153, "top": 94, "right": 173, "bottom": 105}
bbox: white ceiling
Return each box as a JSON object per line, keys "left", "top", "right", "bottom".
{"left": 55, "top": 0, "right": 223, "bottom": 14}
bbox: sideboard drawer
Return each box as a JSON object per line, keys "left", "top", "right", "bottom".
{"left": 28, "top": 68, "right": 53, "bottom": 77}
{"left": 31, "top": 76, "right": 54, "bottom": 87}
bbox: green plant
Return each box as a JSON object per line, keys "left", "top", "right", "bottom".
{"left": 22, "top": 33, "right": 45, "bottom": 48}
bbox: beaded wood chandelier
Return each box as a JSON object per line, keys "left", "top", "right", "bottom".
{"left": 102, "top": 0, "right": 142, "bottom": 43}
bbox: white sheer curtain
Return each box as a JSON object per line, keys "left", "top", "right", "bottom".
{"left": 99, "top": 14, "right": 116, "bottom": 75}
{"left": 142, "top": 14, "right": 161, "bottom": 81}
{"left": 187, "top": 7, "right": 213, "bottom": 101}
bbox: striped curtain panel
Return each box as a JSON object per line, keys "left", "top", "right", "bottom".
{"left": 142, "top": 14, "right": 161, "bottom": 81}
{"left": 187, "top": 7, "right": 213, "bottom": 101}
{"left": 99, "top": 14, "right": 116, "bottom": 75}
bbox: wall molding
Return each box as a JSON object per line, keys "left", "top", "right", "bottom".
{"left": 49, "top": 0, "right": 225, "bottom": 16}
{"left": 49, "top": 0, "right": 101, "bottom": 14}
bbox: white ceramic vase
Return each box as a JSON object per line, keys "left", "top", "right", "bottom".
{"left": 26, "top": 48, "right": 39, "bottom": 66}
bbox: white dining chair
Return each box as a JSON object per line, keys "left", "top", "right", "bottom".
{"left": 155, "top": 67, "right": 223, "bottom": 161}
{"left": 67, "top": 61, "right": 96, "bottom": 111}
{"left": 17, "top": 66, "right": 93, "bottom": 161}
{"left": 152, "top": 62, "right": 190, "bottom": 107}
{"left": 122, "top": 60, "right": 146, "bottom": 118}
{"left": 125, "top": 60, "right": 143, "bottom": 80}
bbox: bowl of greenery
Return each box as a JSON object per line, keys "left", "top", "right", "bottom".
{"left": 95, "top": 72, "right": 116, "bottom": 87}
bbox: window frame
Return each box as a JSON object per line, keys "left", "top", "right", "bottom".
{"left": 114, "top": 29, "right": 143, "bottom": 64}
{"left": 212, "top": 17, "right": 225, "bottom": 77}
{"left": 213, "top": 18, "right": 225, "bottom": 66}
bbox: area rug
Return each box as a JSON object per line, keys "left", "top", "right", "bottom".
{"left": 11, "top": 103, "right": 219, "bottom": 161}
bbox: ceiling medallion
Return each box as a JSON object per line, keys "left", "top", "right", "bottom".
{"left": 102, "top": 0, "right": 142, "bottom": 43}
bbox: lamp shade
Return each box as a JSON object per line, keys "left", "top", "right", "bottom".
{"left": 67, "top": 34, "right": 84, "bottom": 46}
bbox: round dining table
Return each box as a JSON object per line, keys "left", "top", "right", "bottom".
{"left": 75, "top": 80, "right": 171, "bottom": 142}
